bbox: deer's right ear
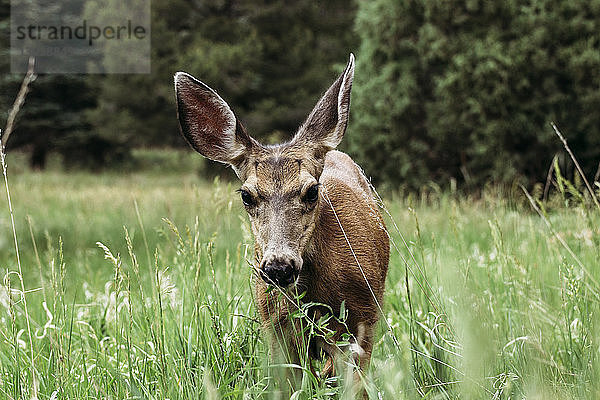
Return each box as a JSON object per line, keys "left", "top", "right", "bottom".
{"left": 292, "top": 54, "right": 355, "bottom": 154}
{"left": 174, "top": 72, "right": 255, "bottom": 169}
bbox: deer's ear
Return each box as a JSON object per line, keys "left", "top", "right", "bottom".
{"left": 293, "top": 53, "right": 355, "bottom": 152}
{"left": 174, "top": 72, "right": 255, "bottom": 168}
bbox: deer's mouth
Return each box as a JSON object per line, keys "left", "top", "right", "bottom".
{"left": 259, "top": 253, "right": 302, "bottom": 288}
{"left": 259, "top": 266, "right": 298, "bottom": 287}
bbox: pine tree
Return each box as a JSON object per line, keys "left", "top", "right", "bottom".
{"left": 348, "top": 0, "right": 600, "bottom": 189}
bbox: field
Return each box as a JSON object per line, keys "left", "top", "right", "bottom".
{"left": 1, "top": 150, "right": 599, "bottom": 399}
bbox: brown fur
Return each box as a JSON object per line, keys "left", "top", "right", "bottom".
{"left": 253, "top": 149, "right": 389, "bottom": 373}
{"left": 174, "top": 54, "right": 390, "bottom": 394}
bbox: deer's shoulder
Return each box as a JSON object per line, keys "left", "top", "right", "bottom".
{"left": 320, "top": 150, "right": 372, "bottom": 198}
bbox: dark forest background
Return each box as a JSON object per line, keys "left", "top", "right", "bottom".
{"left": 1, "top": 0, "right": 599, "bottom": 191}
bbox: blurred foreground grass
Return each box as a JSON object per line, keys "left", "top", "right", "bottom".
{"left": 1, "top": 150, "right": 599, "bottom": 399}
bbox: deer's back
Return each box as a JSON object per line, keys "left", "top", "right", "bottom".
{"left": 304, "top": 150, "right": 389, "bottom": 326}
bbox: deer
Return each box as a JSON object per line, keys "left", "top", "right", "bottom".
{"left": 174, "top": 54, "right": 389, "bottom": 394}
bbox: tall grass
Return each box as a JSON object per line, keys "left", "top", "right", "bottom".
{"left": 1, "top": 151, "right": 599, "bottom": 399}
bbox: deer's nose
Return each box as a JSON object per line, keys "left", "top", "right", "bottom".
{"left": 261, "top": 258, "right": 297, "bottom": 287}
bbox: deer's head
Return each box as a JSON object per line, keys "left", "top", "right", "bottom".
{"left": 174, "top": 55, "right": 354, "bottom": 287}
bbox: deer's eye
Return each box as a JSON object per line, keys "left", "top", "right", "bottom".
{"left": 303, "top": 185, "right": 319, "bottom": 203}
{"left": 240, "top": 190, "right": 255, "bottom": 207}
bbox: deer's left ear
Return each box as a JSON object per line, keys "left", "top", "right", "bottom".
{"left": 292, "top": 53, "right": 355, "bottom": 152}
{"left": 174, "top": 72, "right": 257, "bottom": 173}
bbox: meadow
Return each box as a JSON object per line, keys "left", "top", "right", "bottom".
{"left": 1, "top": 150, "right": 599, "bottom": 399}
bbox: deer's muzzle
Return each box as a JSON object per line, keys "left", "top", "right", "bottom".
{"left": 260, "top": 255, "right": 300, "bottom": 287}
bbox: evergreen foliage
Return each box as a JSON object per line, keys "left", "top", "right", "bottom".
{"left": 1, "top": 0, "right": 599, "bottom": 188}
{"left": 0, "top": 0, "right": 105, "bottom": 169}
{"left": 1, "top": 0, "right": 356, "bottom": 169}
{"left": 348, "top": 0, "right": 600, "bottom": 189}
{"left": 85, "top": 0, "right": 357, "bottom": 153}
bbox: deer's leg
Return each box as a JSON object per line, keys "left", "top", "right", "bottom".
{"left": 355, "top": 323, "right": 374, "bottom": 371}
{"left": 269, "top": 328, "right": 302, "bottom": 394}
{"left": 320, "top": 355, "right": 335, "bottom": 378}
{"left": 319, "top": 322, "right": 373, "bottom": 398}
{"left": 351, "top": 323, "right": 374, "bottom": 399}
{"left": 257, "top": 289, "right": 307, "bottom": 393}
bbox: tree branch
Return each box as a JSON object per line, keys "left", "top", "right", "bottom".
{"left": 1, "top": 57, "right": 37, "bottom": 150}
